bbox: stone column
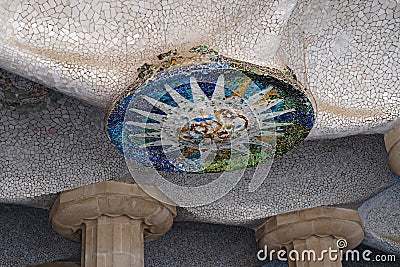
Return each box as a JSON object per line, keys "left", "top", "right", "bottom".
{"left": 50, "top": 181, "right": 176, "bottom": 267}
{"left": 384, "top": 125, "right": 400, "bottom": 176}
{"left": 256, "top": 206, "right": 364, "bottom": 267}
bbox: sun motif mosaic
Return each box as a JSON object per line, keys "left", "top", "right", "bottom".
{"left": 107, "top": 60, "right": 314, "bottom": 173}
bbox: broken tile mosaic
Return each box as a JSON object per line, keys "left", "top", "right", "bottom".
{"left": 107, "top": 60, "right": 314, "bottom": 173}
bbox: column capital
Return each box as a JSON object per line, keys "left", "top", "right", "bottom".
{"left": 256, "top": 206, "right": 364, "bottom": 266}
{"left": 256, "top": 206, "right": 364, "bottom": 250}
{"left": 384, "top": 125, "right": 400, "bottom": 176}
{"left": 50, "top": 181, "right": 176, "bottom": 243}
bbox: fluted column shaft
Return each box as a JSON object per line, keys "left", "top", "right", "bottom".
{"left": 285, "top": 236, "right": 341, "bottom": 267}
{"left": 82, "top": 216, "right": 144, "bottom": 267}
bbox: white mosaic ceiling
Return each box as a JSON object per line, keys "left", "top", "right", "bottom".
{"left": 0, "top": 0, "right": 399, "bottom": 257}
{"left": 0, "top": 0, "right": 399, "bottom": 139}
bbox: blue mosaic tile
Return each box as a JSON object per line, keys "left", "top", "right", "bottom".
{"left": 107, "top": 62, "right": 314, "bottom": 173}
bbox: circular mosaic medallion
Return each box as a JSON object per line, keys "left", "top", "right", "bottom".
{"left": 107, "top": 63, "right": 314, "bottom": 173}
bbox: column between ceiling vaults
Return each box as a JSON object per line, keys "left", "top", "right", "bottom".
{"left": 384, "top": 125, "right": 400, "bottom": 176}
{"left": 50, "top": 181, "right": 176, "bottom": 267}
{"left": 256, "top": 206, "right": 364, "bottom": 267}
